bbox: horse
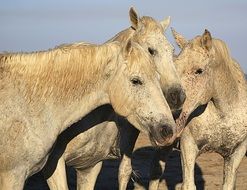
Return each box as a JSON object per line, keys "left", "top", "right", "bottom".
{"left": 44, "top": 7, "right": 185, "bottom": 190}
{"left": 0, "top": 38, "right": 176, "bottom": 189}
{"left": 149, "top": 29, "right": 247, "bottom": 190}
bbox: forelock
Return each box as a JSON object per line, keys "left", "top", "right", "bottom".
{"left": 127, "top": 42, "right": 157, "bottom": 78}
{"left": 139, "top": 16, "right": 163, "bottom": 33}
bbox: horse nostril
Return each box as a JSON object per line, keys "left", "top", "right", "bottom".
{"left": 170, "top": 92, "right": 178, "bottom": 103}
{"left": 160, "top": 126, "right": 173, "bottom": 139}
{"left": 168, "top": 87, "right": 186, "bottom": 109}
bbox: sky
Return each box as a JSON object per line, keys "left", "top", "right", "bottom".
{"left": 0, "top": 0, "right": 246, "bottom": 72}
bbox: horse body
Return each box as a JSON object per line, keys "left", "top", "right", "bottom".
{"left": 45, "top": 105, "right": 140, "bottom": 190}
{"left": 0, "top": 38, "right": 174, "bottom": 189}
{"left": 63, "top": 111, "right": 120, "bottom": 170}
{"left": 186, "top": 102, "right": 247, "bottom": 157}
{"left": 64, "top": 123, "right": 118, "bottom": 168}
{"left": 45, "top": 8, "right": 185, "bottom": 190}
{"left": 0, "top": 46, "right": 115, "bottom": 188}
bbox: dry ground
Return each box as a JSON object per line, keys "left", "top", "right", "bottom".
{"left": 25, "top": 132, "right": 247, "bottom": 190}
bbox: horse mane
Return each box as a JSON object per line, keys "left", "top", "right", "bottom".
{"left": 0, "top": 41, "right": 121, "bottom": 102}
{"left": 54, "top": 41, "right": 93, "bottom": 49}
{"left": 105, "top": 16, "right": 162, "bottom": 44}
{"left": 139, "top": 16, "right": 163, "bottom": 32}
{"left": 105, "top": 28, "right": 133, "bottom": 43}
{"left": 212, "top": 39, "right": 246, "bottom": 83}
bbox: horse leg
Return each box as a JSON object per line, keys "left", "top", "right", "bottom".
{"left": 180, "top": 131, "right": 198, "bottom": 190}
{"left": 118, "top": 154, "right": 133, "bottom": 190}
{"left": 148, "top": 145, "right": 173, "bottom": 190}
{"left": 223, "top": 138, "right": 247, "bottom": 190}
{"left": 0, "top": 170, "right": 25, "bottom": 190}
{"left": 76, "top": 161, "right": 103, "bottom": 190}
{"left": 46, "top": 157, "right": 69, "bottom": 190}
{"left": 118, "top": 126, "right": 139, "bottom": 190}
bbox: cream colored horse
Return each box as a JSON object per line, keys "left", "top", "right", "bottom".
{"left": 149, "top": 29, "right": 247, "bottom": 190}
{"left": 44, "top": 8, "right": 185, "bottom": 190}
{"left": 0, "top": 39, "right": 176, "bottom": 189}
{"left": 177, "top": 29, "right": 247, "bottom": 190}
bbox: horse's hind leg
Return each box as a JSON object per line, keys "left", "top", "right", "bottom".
{"left": 180, "top": 130, "right": 198, "bottom": 190}
{"left": 0, "top": 170, "right": 25, "bottom": 190}
{"left": 223, "top": 138, "right": 247, "bottom": 190}
{"left": 148, "top": 145, "right": 173, "bottom": 190}
{"left": 76, "top": 161, "right": 103, "bottom": 190}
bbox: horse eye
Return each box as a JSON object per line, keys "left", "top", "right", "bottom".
{"left": 195, "top": 68, "right": 204, "bottom": 75}
{"left": 148, "top": 47, "right": 157, "bottom": 56}
{"left": 131, "top": 77, "right": 143, "bottom": 86}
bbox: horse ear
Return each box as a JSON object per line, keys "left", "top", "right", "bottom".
{"left": 201, "top": 29, "right": 212, "bottom": 50}
{"left": 124, "top": 40, "right": 133, "bottom": 58}
{"left": 160, "top": 16, "right": 171, "bottom": 31}
{"left": 171, "top": 27, "right": 188, "bottom": 49}
{"left": 129, "top": 7, "right": 139, "bottom": 30}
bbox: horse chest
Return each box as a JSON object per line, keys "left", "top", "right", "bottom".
{"left": 191, "top": 117, "right": 247, "bottom": 156}
{"left": 0, "top": 114, "right": 57, "bottom": 174}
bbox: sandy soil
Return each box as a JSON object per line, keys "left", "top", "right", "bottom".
{"left": 24, "top": 132, "right": 247, "bottom": 190}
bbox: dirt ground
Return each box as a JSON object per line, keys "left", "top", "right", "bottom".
{"left": 25, "top": 132, "right": 247, "bottom": 190}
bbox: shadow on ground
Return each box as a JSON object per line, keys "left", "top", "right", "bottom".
{"left": 24, "top": 147, "right": 205, "bottom": 190}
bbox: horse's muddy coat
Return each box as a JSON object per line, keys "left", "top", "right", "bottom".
{"left": 149, "top": 29, "right": 247, "bottom": 190}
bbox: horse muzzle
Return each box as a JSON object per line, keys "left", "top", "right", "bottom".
{"left": 149, "top": 124, "right": 176, "bottom": 147}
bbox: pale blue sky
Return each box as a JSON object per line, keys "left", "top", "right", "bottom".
{"left": 0, "top": 0, "right": 246, "bottom": 72}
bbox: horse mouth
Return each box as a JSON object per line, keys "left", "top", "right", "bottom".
{"left": 175, "top": 111, "right": 188, "bottom": 137}
{"left": 175, "top": 102, "right": 208, "bottom": 138}
{"left": 149, "top": 132, "right": 175, "bottom": 147}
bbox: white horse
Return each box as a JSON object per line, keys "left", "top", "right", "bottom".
{"left": 149, "top": 29, "right": 247, "bottom": 190}
{"left": 0, "top": 39, "right": 176, "bottom": 189}
{"left": 44, "top": 8, "right": 185, "bottom": 190}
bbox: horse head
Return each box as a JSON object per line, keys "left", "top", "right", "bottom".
{"left": 172, "top": 29, "right": 216, "bottom": 135}
{"left": 107, "top": 40, "right": 177, "bottom": 146}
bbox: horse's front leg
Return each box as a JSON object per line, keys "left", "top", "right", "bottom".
{"left": 148, "top": 145, "right": 173, "bottom": 190}
{"left": 0, "top": 169, "right": 25, "bottom": 190}
{"left": 180, "top": 130, "right": 198, "bottom": 190}
{"left": 118, "top": 125, "right": 139, "bottom": 190}
{"left": 223, "top": 138, "right": 247, "bottom": 190}
{"left": 46, "top": 157, "right": 69, "bottom": 190}
{"left": 76, "top": 161, "right": 103, "bottom": 190}
{"left": 118, "top": 154, "right": 133, "bottom": 190}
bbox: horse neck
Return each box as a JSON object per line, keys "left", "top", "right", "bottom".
{"left": 5, "top": 45, "right": 119, "bottom": 134}
{"left": 211, "top": 45, "right": 247, "bottom": 114}
{"left": 57, "top": 89, "right": 111, "bottom": 133}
